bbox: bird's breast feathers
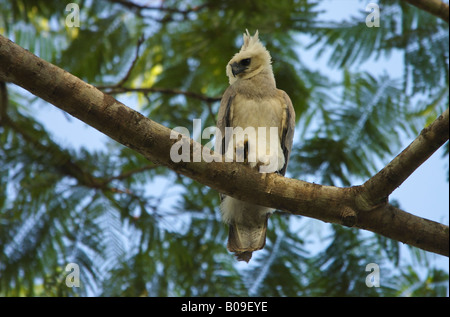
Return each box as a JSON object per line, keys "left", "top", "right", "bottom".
{"left": 230, "top": 94, "right": 285, "bottom": 132}
{"left": 226, "top": 93, "right": 287, "bottom": 173}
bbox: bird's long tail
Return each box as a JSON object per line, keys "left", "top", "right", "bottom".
{"left": 227, "top": 213, "right": 270, "bottom": 262}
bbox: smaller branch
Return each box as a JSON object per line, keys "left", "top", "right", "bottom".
{"left": 99, "top": 86, "right": 221, "bottom": 103}
{"left": 402, "top": 0, "right": 449, "bottom": 23}
{"left": 103, "top": 164, "right": 159, "bottom": 183}
{"left": 359, "top": 108, "right": 449, "bottom": 209}
{"left": 108, "top": 0, "right": 210, "bottom": 22}
{"left": 115, "top": 35, "right": 145, "bottom": 88}
{"left": 95, "top": 36, "right": 222, "bottom": 104}
{"left": 95, "top": 35, "right": 144, "bottom": 90}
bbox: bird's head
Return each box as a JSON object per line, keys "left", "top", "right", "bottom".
{"left": 226, "top": 30, "right": 273, "bottom": 85}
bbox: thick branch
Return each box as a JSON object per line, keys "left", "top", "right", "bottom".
{"left": 0, "top": 34, "right": 448, "bottom": 257}
{"left": 402, "top": 0, "right": 449, "bottom": 23}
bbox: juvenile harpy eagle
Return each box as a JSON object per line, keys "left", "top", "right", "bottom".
{"left": 216, "top": 30, "right": 295, "bottom": 262}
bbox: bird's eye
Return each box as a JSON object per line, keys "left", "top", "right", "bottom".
{"left": 240, "top": 58, "right": 251, "bottom": 66}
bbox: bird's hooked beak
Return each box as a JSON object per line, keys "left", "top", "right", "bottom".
{"left": 230, "top": 62, "right": 247, "bottom": 77}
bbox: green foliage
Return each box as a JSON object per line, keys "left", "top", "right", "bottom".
{"left": 0, "top": 0, "right": 448, "bottom": 296}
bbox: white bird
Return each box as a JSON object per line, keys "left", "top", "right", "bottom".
{"left": 216, "top": 30, "right": 295, "bottom": 262}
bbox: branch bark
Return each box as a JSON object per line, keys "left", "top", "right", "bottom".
{"left": 401, "top": 0, "right": 449, "bottom": 24}
{"left": 0, "top": 34, "right": 448, "bottom": 257}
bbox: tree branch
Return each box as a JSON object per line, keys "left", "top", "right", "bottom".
{"left": 109, "top": 0, "right": 209, "bottom": 14}
{"left": 114, "top": 35, "right": 145, "bottom": 88}
{"left": 103, "top": 164, "right": 159, "bottom": 183}
{"left": 0, "top": 81, "right": 7, "bottom": 125}
{"left": 401, "top": 0, "right": 449, "bottom": 23}
{"left": 359, "top": 108, "right": 449, "bottom": 209}
{"left": 0, "top": 34, "right": 448, "bottom": 257}
{"left": 108, "top": 0, "right": 210, "bottom": 22}
{"left": 98, "top": 86, "right": 221, "bottom": 103}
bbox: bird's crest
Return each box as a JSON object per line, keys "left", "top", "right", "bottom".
{"left": 241, "top": 29, "right": 260, "bottom": 50}
{"left": 238, "top": 29, "right": 271, "bottom": 63}
{"left": 226, "top": 29, "right": 273, "bottom": 84}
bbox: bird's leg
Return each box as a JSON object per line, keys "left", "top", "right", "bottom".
{"left": 243, "top": 140, "right": 249, "bottom": 164}
{"left": 235, "top": 138, "right": 249, "bottom": 163}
